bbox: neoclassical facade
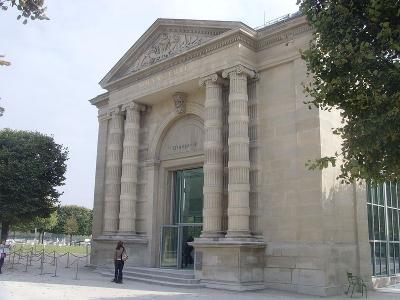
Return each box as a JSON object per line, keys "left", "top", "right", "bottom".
{"left": 90, "top": 15, "right": 374, "bottom": 296}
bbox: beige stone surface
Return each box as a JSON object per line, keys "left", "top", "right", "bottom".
{"left": 89, "top": 15, "right": 375, "bottom": 296}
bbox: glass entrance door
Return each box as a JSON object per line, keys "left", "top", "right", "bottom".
{"left": 160, "top": 168, "right": 203, "bottom": 269}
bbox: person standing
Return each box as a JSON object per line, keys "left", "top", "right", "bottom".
{"left": 112, "top": 241, "right": 127, "bottom": 283}
{"left": 0, "top": 240, "right": 7, "bottom": 274}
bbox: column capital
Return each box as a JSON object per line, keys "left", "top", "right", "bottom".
{"left": 122, "top": 101, "right": 147, "bottom": 113}
{"left": 108, "top": 106, "right": 124, "bottom": 117}
{"left": 222, "top": 64, "right": 257, "bottom": 79}
{"left": 199, "top": 73, "right": 227, "bottom": 87}
{"left": 98, "top": 111, "right": 110, "bottom": 121}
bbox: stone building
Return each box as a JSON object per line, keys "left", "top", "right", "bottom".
{"left": 89, "top": 13, "right": 397, "bottom": 296}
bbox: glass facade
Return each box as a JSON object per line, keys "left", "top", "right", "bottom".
{"left": 367, "top": 182, "right": 400, "bottom": 276}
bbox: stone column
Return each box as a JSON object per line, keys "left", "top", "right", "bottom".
{"left": 92, "top": 113, "right": 109, "bottom": 238}
{"left": 199, "top": 74, "right": 224, "bottom": 238}
{"left": 118, "top": 102, "right": 143, "bottom": 233}
{"left": 222, "top": 65, "right": 256, "bottom": 238}
{"left": 103, "top": 107, "right": 124, "bottom": 233}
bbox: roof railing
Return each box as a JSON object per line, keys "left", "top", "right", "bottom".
{"left": 255, "top": 11, "right": 302, "bottom": 31}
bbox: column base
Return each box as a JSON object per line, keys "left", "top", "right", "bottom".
{"left": 193, "top": 239, "right": 266, "bottom": 291}
{"left": 117, "top": 231, "right": 137, "bottom": 236}
{"left": 225, "top": 230, "right": 253, "bottom": 240}
{"left": 200, "top": 231, "right": 225, "bottom": 239}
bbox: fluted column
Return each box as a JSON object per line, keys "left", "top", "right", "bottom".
{"left": 118, "top": 102, "right": 143, "bottom": 233}
{"left": 222, "top": 64, "right": 256, "bottom": 238}
{"left": 199, "top": 74, "right": 224, "bottom": 238}
{"left": 92, "top": 113, "right": 109, "bottom": 238}
{"left": 103, "top": 107, "right": 124, "bottom": 233}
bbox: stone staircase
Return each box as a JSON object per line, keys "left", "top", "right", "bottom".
{"left": 97, "top": 266, "right": 202, "bottom": 288}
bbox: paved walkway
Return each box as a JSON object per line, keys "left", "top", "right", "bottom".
{"left": 0, "top": 257, "right": 399, "bottom": 300}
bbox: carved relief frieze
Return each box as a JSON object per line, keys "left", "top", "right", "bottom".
{"left": 127, "top": 32, "right": 214, "bottom": 74}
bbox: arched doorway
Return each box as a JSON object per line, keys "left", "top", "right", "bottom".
{"left": 155, "top": 114, "right": 204, "bottom": 269}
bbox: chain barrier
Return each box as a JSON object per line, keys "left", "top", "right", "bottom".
{"left": 4, "top": 246, "right": 91, "bottom": 281}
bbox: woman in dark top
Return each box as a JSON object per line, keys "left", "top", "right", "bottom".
{"left": 112, "top": 241, "right": 127, "bottom": 283}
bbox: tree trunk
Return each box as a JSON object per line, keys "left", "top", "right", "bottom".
{"left": 69, "top": 234, "right": 72, "bottom": 246}
{"left": 41, "top": 231, "right": 44, "bottom": 244}
{"left": 1, "top": 222, "right": 10, "bottom": 241}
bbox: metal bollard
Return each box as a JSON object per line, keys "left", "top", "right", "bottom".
{"left": 85, "top": 244, "right": 89, "bottom": 266}
{"left": 40, "top": 250, "right": 44, "bottom": 275}
{"left": 52, "top": 257, "right": 58, "bottom": 277}
{"left": 29, "top": 248, "right": 33, "bottom": 266}
{"left": 24, "top": 255, "right": 29, "bottom": 272}
{"left": 51, "top": 251, "right": 56, "bottom": 266}
{"left": 10, "top": 252, "right": 15, "bottom": 269}
{"left": 74, "top": 259, "right": 80, "bottom": 280}
{"left": 66, "top": 252, "right": 70, "bottom": 268}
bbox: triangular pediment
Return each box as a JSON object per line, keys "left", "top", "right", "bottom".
{"left": 100, "top": 19, "right": 246, "bottom": 88}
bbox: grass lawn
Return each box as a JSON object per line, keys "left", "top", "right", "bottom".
{"left": 11, "top": 244, "right": 90, "bottom": 255}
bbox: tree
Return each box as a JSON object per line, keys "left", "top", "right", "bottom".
{"left": 12, "top": 211, "right": 58, "bottom": 243}
{"left": 34, "top": 211, "right": 58, "bottom": 243}
{"left": 0, "top": 129, "right": 68, "bottom": 241}
{"left": 0, "top": 0, "right": 49, "bottom": 24}
{"left": 64, "top": 216, "right": 78, "bottom": 246}
{"left": 54, "top": 205, "right": 92, "bottom": 237}
{"left": 298, "top": 0, "right": 400, "bottom": 183}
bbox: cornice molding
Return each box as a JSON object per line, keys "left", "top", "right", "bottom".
{"left": 100, "top": 15, "right": 312, "bottom": 91}
{"left": 89, "top": 92, "right": 109, "bottom": 108}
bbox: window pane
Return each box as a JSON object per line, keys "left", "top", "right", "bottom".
{"left": 368, "top": 204, "right": 373, "bottom": 240}
{"left": 367, "top": 184, "right": 372, "bottom": 204}
{"left": 379, "top": 206, "right": 386, "bottom": 240}
{"left": 373, "top": 184, "right": 378, "bottom": 205}
{"left": 379, "top": 184, "right": 385, "bottom": 205}
{"left": 367, "top": 182, "right": 400, "bottom": 276}
{"left": 388, "top": 209, "right": 393, "bottom": 241}
{"left": 370, "top": 242, "right": 375, "bottom": 275}
{"left": 374, "top": 205, "right": 380, "bottom": 240}
{"left": 381, "top": 242, "right": 387, "bottom": 275}
{"left": 387, "top": 183, "right": 392, "bottom": 207}
{"left": 395, "top": 210, "right": 399, "bottom": 242}
{"left": 396, "top": 244, "right": 400, "bottom": 274}
{"left": 389, "top": 243, "right": 395, "bottom": 275}
{"left": 397, "top": 183, "right": 400, "bottom": 208}
{"left": 375, "top": 243, "right": 381, "bottom": 275}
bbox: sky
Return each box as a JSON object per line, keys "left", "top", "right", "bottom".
{"left": 0, "top": 0, "right": 299, "bottom": 209}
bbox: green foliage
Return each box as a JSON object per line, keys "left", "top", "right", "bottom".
{"left": 12, "top": 211, "right": 58, "bottom": 233}
{"left": 298, "top": 0, "right": 400, "bottom": 183}
{"left": 0, "top": 0, "right": 49, "bottom": 24}
{"left": 64, "top": 216, "right": 79, "bottom": 236}
{"left": 0, "top": 129, "right": 68, "bottom": 237}
{"left": 54, "top": 205, "right": 92, "bottom": 236}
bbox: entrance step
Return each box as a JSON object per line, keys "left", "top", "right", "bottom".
{"left": 97, "top": 266, "right": 202, "bottom": 288}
